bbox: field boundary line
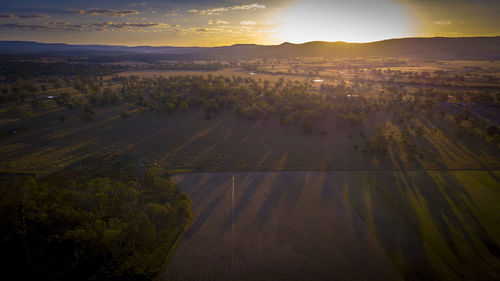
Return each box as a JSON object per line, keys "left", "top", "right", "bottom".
{"left": 170, "top": 168, "right": 500, "bottom": 176}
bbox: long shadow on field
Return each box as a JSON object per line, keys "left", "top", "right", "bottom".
{"left": 366, "top": 172, "right": 434, "bottom": 281}
{"left": 487, "top": 170, "right": 500, "bottom": 183}
{"left": 179, "top": 173, "right": 233, "bottom": 238}
{"left": 249, "top": 172, "right": 305, "bottom": 229}
{"left": 434, "top": 171, "right": 500, "bottom": 260}
{"left": 411, "top": 171, "right": 474, "bottom": 256}
{"left": 185, "top": 190, "right": 228, "bottom": 239}
{"left": 415, "top": 171, "right": 500, "bottom": 279}
{"left": 418, "top": 114, "right": 499, "bottom": 169}
{"left": 341, "top": 171, "right": 500, "bottom": 281}
{"left": 218, "top": 172, "right": 281, "bottom": 231}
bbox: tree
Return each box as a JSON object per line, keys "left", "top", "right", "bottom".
{"left": 16, "top": 171, "right": 191, "bottom": 281}
{"left": 146, "top": 203, "right": 171, "bottom": 240}
{"left": 471, "top": 92, "right": 494, "bottom": 104}
{"left": 437, "top": 92, "right": 448, "bottom": 102}
{"left": 280, "top": 115, "right": 292, "bottom": 126}
{"left": 237, "top": 160, "right": 246, "bottom": 169}
{"left": 486, "top": 125, "right": 499, "bottom": 136}
{"left": 203, "top": 98, "right": 219, "bottom": 119}
{"left": 439, "top": 110, "right": 446, "bottom": 119}
{"left": 178, "top": 101, "right": 188, "bottom": 111}
{"left": 57, "top": 114, "right": 68, "bottom": 123}
{"left": 164, "top": 102, "right": 176, "bottom": 113}
{"left": 120, "top": 110, "right": 131, "bottom": 119}
{"left": 81, "top": 107, "right": 95, "bottom": 121}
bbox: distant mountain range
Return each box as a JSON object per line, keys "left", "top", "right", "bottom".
{"left": 0, "top": 37, "right": 499, "bottom": 60}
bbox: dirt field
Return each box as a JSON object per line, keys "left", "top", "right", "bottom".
{"left": 159, "top": 171, "right": 403, "bottom": 281}
{"left": 158, "top": 170, "right": 500, "bottom": 281}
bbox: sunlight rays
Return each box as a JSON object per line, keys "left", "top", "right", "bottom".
{"left": 273, "top": 0, "right": 414, "bottom": 43}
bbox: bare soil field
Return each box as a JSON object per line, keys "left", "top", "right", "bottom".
{"left": 159, "top": 170, "right": 500, "bottom": 281}
{"left": 159, "top": 171, "right": 403, "bottom": 281}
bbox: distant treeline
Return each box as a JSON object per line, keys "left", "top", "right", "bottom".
{"left": 145, "top": 62, "right": 224, "bottom": 71}
{"left": 42, "top": 74, "right": 499, "bottom": 140}
{"left": 100, "top": 75, "right": 371, "bottom": 133}
{"left": 0, "top": 60, "right": 128, "bottom": 80}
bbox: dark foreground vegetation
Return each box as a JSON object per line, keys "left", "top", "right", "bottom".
{"left": 0, "top": 155, "right": 192, "bottom": 281}
{"left": 0, "top": 60, "right": 128, "bottom": 80}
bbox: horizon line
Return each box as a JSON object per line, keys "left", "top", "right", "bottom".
{"left": 1, "top": 35, "right": 499, "bottom": 48}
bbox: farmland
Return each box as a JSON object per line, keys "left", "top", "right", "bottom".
{"left": 160, "top": 170, "right": 500, "bottom": 281}
{"left": 1, "top": 58, "right": 499, "bottom": 176}
{"left": 159, "top": 172, "right": 403, "bottom": 281}
{"left": 0, "top": 40, "right": 499, "bottom": 280}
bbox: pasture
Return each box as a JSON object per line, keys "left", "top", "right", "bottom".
{"left": 1, "top": 104, "right": 498, "bottom": 177}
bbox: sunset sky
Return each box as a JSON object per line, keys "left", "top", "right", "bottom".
{"left": 0, "top": 0, "right": 498, "bottom": 46}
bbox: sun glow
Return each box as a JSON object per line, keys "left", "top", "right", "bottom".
{"left": 274, "top": 0, "right": 413, "bottom": 43}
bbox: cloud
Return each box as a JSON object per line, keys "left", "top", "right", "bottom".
{"left": 18, "top": 14, "right": 52, "bottom": 19}
{"left": 188, "top": 8, "right": 227, "bottom": 15}
{"left": 0, "top": 14, "right": 51, "bottom": 19}
{"left": 0, "top": 22, "right": 77, "bottom": 31}
{"left": 0, "top": 21, "right": 178, "bottom": 32}
{"left": 240, "top": 20, "right": 256, "bottom": 25}
{"left": 433, "top": 19, "right": 452, "bottom": 25}
{"left": 165, "top": 10, "right": 179, "bottom": 17}
{"left": 94, "top": 22, "right": 158, "bottom": 28}
{"left": 68, "top": 8, "right": 140, "bottom": 17}
{"left": 232, "top": 4, "right": 266, "bottom": 11}
{"left": 166, "top": 25, "right": 238, "bottom": 34}
{"left": 189, "top": 3, "right": 265, "bottom": 15}
{"left": 0, "top": 14, "right": 16, "bottom": 19}
{"left": 208, "top": 19, "right": 229, "bottom": 25}
{"left": 131, "top": 2, "right": 148, "bottom": 7}
{"left": 192, "top": 26, "right": 233, "bottom": 34}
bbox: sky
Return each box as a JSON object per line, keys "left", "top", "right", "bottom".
{"left": 0, "top": 0, "right": 498, "bottom": 46}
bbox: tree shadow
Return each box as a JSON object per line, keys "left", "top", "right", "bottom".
{"left": 340, "top": 170, "right": 500, "bottom": 280}
{"left": 175, "top": 173, "right": 234, "bottom": 239}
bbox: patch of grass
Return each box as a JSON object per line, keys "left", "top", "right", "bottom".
{"left": 332, "top": 170, "right": 500, "bottom": 281}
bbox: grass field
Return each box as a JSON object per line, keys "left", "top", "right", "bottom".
{"left": 2, "top": 105, "right": 498, "bottom": 177}
{"left": 333, "top": 170, "right": 500, "bottom": 281}
{"left": 158, "top": 170, "right": 500, "bottom": 281}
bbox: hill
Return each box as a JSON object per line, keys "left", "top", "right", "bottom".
{"left": 0, "top": 37, "right": 499, "bottom": 60}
